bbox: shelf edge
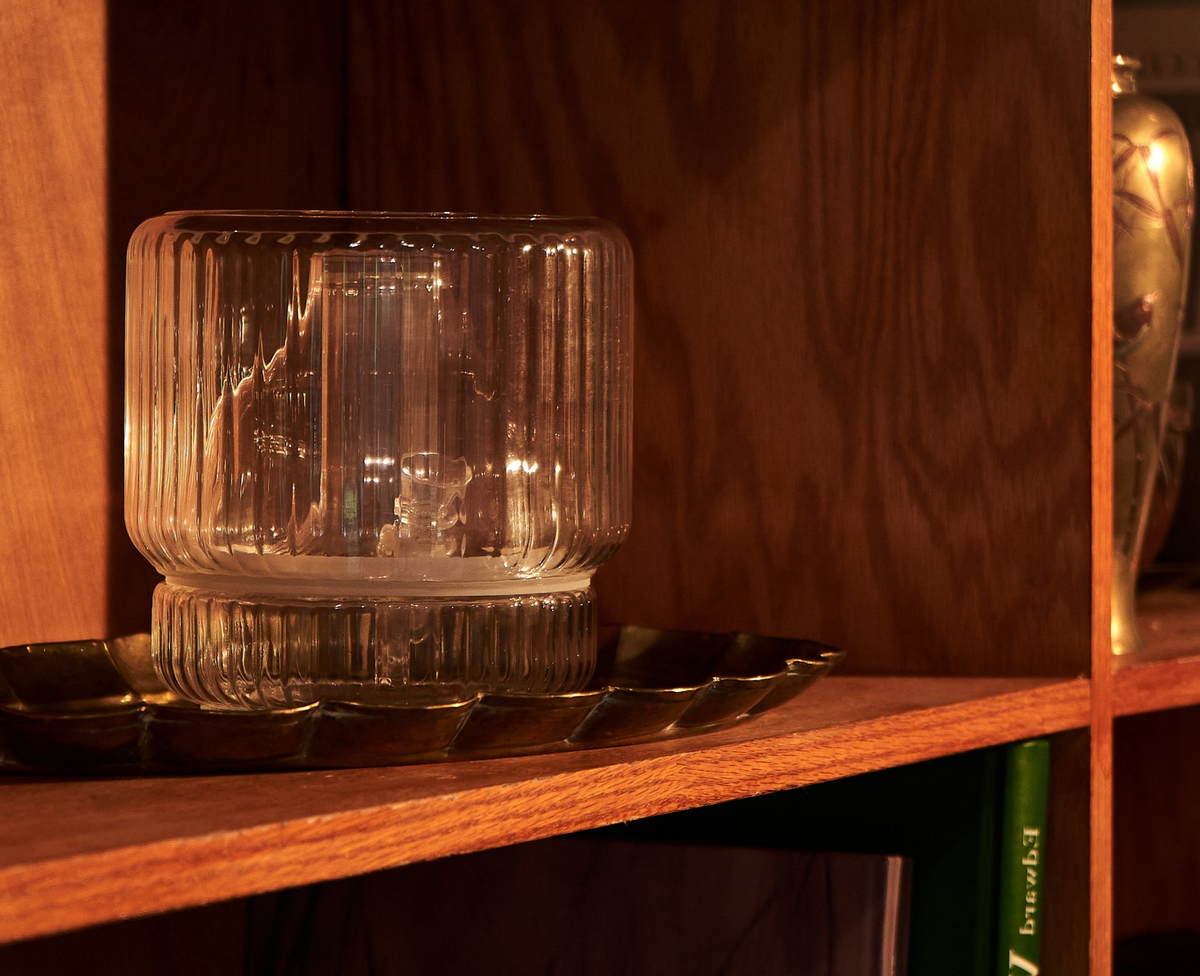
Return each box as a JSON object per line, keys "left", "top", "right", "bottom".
{"left": 0, "top": 676, "right": 1089, "bottom": 944}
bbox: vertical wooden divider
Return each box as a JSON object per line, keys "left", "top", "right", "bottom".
{"left": 1091, "top": 2, "right": 1116, "bottom": 974}
{"left": 0, "top": 0, "right": 109, "bottom": 646}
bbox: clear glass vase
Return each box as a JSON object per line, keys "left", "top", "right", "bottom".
{"left": 125, "top": 212, "right": 634, "bottom": 706}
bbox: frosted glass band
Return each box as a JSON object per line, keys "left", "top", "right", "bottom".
{"left": 164, "top": 572, "right": 594, "bottom": 600}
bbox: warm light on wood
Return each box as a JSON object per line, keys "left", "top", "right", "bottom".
{"left": 0, "top": 2, "right": 1168, "bottom": 973}
{"left": 0, "top": 0, "right": 109, "bottom": 646}
{"left": 0, "top": 675, "right": 1089, "bottom": 944}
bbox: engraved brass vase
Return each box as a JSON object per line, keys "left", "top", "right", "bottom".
{"left": 1112, "top": 56, "right": 1194, "bottom": 654}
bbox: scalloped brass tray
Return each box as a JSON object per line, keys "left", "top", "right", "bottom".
{"left": 0, "top": 628, "right": 841, "bottom": 774}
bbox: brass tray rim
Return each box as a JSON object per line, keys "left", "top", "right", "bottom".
{"left": 0, "top": 628, "right": 843, "bottom": 775}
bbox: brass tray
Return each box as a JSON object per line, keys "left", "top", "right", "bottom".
{"left": 0, "top": 628, "right": 842, "bottom": 774}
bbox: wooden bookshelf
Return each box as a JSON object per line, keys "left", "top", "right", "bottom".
{"left": 0, "top": 674, "right": 1089, "bottom": 945}
{"left": 0, "top": 0, "right": 1136, "bottom": 973}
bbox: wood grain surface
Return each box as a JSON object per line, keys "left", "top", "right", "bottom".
{"left": 0, "top": 1, "right": 109, "bottom": 646}
{"left": 1046, "top": 728, "right": 1096, "bottom": 976}
{"left": 1090, "top": 4, "right": 1115, "bottom": 973}
{"left": 1113, "top": 706, "right": 1200, "bottom": 940}
{"left": 1108, "top": 591, "right": 1200, "bottom": 953}
{"left": 0, "top": 1, "right": 1119, "bottom": 970}
{"left": 346, "top": 1, "right": 1096, "bottom": 678}
{"left": 0, "top": 674, "right": 1089, "bottom": 944}
{"left": 1114, "top": 585, "right": 1200, "bottom": 713}
{"left": 0, "top": 840, "right": 917, "bottom": 975}
{"left": 104, "top": 0, "right": 348, "bottom": 635}
{"left": 0, "top": 0, "right": 351, "bottom": 645}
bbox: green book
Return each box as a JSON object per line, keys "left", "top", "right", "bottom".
{"left": 995, "top": 739, "right": 1051, "bottom": 976}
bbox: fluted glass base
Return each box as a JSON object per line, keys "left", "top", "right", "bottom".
{"left": 152, "top": 580, "right": 596, "bottom": 708}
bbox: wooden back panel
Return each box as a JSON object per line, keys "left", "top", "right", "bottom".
{"left": 346, "top": 2, "right": 1096, "bottom": 676}
{"left": 2, "top": 2, "right": 1098, "bottom": 679}
{"left": 104, "top": 0, "right": 348, "bottom": 634}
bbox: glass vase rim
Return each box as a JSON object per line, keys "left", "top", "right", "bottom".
{"left": 137, "top": 209, "right": 625, "bottom": 237}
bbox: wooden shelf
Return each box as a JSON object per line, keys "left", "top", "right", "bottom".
{"left": 0, "top": 673, "right": 1088, "bottom": 944}
{"left": 0, "top": 2, "right": 1119, "bottom": 970}
{"left": 1115, "top": 584, "right": 1200, "bottom": 716}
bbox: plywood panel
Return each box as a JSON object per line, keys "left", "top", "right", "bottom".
{"left": 346, "top": 1, "right": 1095, "bottom": 676}
{"left": 0, "top": 0, "right": 109, "bottom": 645}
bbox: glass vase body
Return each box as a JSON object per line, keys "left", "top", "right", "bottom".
{"left": 125, "top": 212, "right": 633, "bottom": 706}
{"left": 1112, "top": 59, "right": 1194, "bottom": 654}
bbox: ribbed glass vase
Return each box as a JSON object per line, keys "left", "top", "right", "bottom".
{"left": 125, "top": 212, "right": 633, "bottom": 707}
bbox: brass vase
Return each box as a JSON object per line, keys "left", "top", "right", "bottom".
{"left": 1112, "top": 56, "right": 1194, "bottom": 654}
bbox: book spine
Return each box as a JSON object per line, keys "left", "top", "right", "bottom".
{"left": 995, "top": 738, "right": 1051, "bottom": 976}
